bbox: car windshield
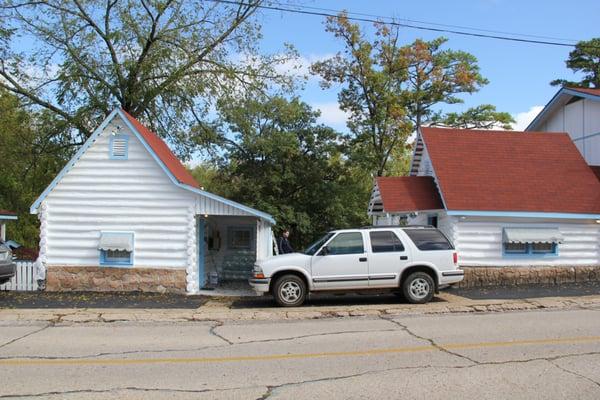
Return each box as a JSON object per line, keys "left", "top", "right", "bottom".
{"left": 303, "top": 232, "right": 335, "bottom": 255}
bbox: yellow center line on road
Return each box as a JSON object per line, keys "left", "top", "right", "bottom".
{"left": 1, "top": 335, "right": 599, "bottom": 367}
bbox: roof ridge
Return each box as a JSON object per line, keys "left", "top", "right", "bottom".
{"left": 421, "top": 126, "right": 571, "bottom": 135}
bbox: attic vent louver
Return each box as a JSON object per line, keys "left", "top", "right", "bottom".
{"left": 110, "top": 135, "right": 129, "bottom": 159}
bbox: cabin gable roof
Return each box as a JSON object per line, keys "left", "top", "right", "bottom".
{"left": 30, "top": 109, "right": 275, "bottom": 224}
{"left": 369, "top": 176, "right": 444, "bottom": 215}
{"left": 527, "top": 87, "right": 600, "bottom": 131}
{"left": 420, "top": 127, "right": 600, "bottom": 215}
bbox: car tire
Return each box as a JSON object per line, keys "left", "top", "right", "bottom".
{"left": 402, "top": 272, "right": 435, "bottom": 304}
{"left": 273, "top": 274, "right": 307, "bottom": 307}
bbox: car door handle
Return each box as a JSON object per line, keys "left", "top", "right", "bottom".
{"left": 359, "top": 257, "right": 368, "bottom": 262}
{"left": 400, "top": 256, "right": 408, "bottom": 260}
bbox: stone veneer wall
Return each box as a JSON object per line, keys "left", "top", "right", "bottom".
{"left": 45, "top": 266, "right": 187, "bottom": 294}
{"left": 459, "top": 266, "right": 600, "bottom": 288}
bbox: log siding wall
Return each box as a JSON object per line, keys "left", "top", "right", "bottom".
{"left": 44, "top": 119, "right": 196, "bottom": 269}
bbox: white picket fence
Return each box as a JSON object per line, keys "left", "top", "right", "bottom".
{"left": 0, "top": 261, "right": 38, "bottom": 291}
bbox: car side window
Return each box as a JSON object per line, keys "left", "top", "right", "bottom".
{"left": 323, "top": 232, "right": 364, "bottom": 255}
{"left": 404, "top": 228, "right": 454, "bottom": 250}
{"left": 370, "top": 231, "right": 405, "bottom": 253}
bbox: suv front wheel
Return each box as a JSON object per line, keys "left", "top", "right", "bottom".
{"left": 273, "top": 274, "right": 307, "bottom": 307}
{"left": 402, "top": 272, "right": 435, "bottom": 304}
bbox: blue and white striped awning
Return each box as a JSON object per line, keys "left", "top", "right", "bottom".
{"left": 502, "top": 228, "right": 563, "bottom": 244}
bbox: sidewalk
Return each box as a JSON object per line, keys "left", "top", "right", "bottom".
{"left": 1, "top": 291, "right": 600, "bottom": 323}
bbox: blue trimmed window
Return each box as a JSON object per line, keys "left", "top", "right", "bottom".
{"left": 502, "top": 227, "right": 560, "bottom": 257}
{"left": 109, "top": 134, "right": 129, "bottom": 159}
{"left": 503, "top": 242, "right": 558, "bottom": 256}
{"left": 100, "top": 249, "right": 133, "bottom": 265}
{"left": 504, "top": 242, "right": 528, "bottom": 254}
{"left": 99, "top": 232, "right": 134, "bottom": 266}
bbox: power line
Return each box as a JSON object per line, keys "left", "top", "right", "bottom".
{"left": 210, "top": 0, "right": 589, "bottom": 49}
{"left": 273, "top": 1, "right": 580, "bottom": 43}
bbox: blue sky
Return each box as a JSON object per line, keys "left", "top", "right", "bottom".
{"left": 255, "top": 0, "right": 600, "bottom": 131}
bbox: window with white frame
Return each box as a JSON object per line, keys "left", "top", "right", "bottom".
{"left": 99, "top": 232, "right": 134, "bottom": 265}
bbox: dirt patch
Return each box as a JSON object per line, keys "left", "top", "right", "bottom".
{"left": 0, "top": 291, "right": 208, "bottom": 309}
{"left": 452, "top": 282, "right": 600, "bottom": 300}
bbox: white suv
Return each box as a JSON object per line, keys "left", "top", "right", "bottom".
{"left": 249, "top": 226, "right": 464, "bottom": 307}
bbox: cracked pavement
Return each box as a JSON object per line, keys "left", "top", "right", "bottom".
{"left": 0, "top": 308, "right": 599, "bottom": 399}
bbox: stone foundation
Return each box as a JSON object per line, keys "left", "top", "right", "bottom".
{"left": 45, "top": 266, "right": 187, "bottom": 294}
{"left": 459, "top": 266, "right": 600, "bottom": 288}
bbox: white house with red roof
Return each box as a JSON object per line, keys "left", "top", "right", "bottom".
{"left": 30, "top": 109, "right": 275, "bottom": 293}
{"left": 527, "top": 87, "right": 600, "bottom": 171}
{"left": 369, "top": 127, "right": 600, "bottom": 269}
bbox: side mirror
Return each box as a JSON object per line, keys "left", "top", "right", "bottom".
{"left": 318, "top": 246, "right": 329, "bottom": 256}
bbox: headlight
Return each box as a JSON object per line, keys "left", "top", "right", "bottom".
{"left": 0, "top": 251, "right": 9, "bottom": 262}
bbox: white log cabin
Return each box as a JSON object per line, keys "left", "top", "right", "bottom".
{"left": 31, "top": 109, "right": 275, "bottom": 293}
{"left": 368, "top": 126, "right": 600, "bottom": 268}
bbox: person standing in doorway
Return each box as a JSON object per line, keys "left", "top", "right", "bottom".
{"left": 278, "top": 229, "right": 294, "bottom": 254}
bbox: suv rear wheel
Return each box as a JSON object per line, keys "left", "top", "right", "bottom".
{"left": 402, "top": 272, "right": 435, "bottom": 304}
{"left": 273, "top": 274, "right": 307, "bottom": 307}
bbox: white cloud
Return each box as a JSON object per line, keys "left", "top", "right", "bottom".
{"left": 274, "top": 53, "right": 335, "bottom": 80}
{"left": 512, "top": 105, "right": 544, "bottom": 131}
{"left": 313, "top": 101, "right": 349, "bottom": 127}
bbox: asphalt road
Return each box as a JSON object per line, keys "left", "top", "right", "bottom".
{"left": 1, "top": 308, "right": 600, "bottom": 399}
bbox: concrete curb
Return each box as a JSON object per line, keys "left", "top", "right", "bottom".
{"left": 1, "top": 293, "right": 599, "bottom": 324}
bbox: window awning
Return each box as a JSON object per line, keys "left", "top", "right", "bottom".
{"left": 98, "top": 233, "right": 133, "bottom": 252}
{"left": 502, "top": 228, "right": 563, "bottom": 244}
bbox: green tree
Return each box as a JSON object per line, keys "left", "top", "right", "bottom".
{"left": 312, "top": 15, "right": 514, "bottom": 176}
{"left": 552, "top": 38, "right": 600, "bottom": 88}
{"left": 197, "top": 96, "right": 370, "bottom": 247}
{"left": 0, "top": 89, "right": 71, "bottom": 248}
{"left": 430, "top": 104, "right": 514, "bottom": 130}
{"left": 311, "top": 15, "right": 412, "bottom": 177}
{"left": 398, "top": 37, "right": 513, "bottom": 131}
{"left": 0, "top": 0, "right": 296, "bottom": 156}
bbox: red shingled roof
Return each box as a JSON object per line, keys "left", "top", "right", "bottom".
{"left": 421, "top": 127, "right": 600, "bottom": 214}
{"left": 567, "top": 87, "right": 600, "bottom": 97}
{"left": 121, "top": 110, "right": 200, "bottom": 189}
{"left": 590, "top": 166, "right": 600, "bottom": 182}
{"left": 377, "top": 176, "right": 443, "bottom": 212}
{"left": 0, "top": 209, "right": 16, "bottom": 216}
